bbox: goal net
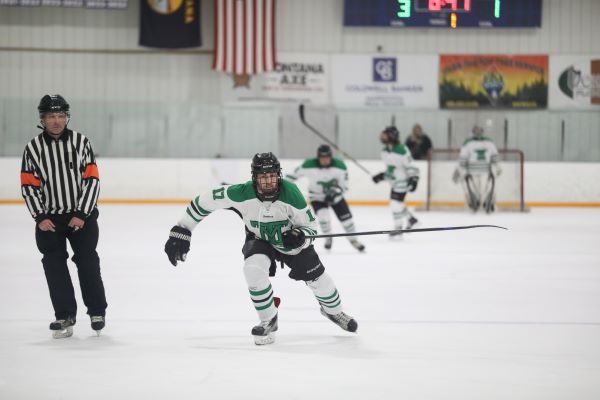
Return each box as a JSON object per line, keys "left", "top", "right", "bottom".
{"left": 420, "top": 149, "right": 527, "bottom": 212}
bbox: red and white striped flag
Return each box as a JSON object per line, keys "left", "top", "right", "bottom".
{"left": 213, "top": 0, "right": 276, "bottom": 75}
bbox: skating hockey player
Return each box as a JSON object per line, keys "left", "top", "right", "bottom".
{"left": 286, "top": 144, "right": 365, "bottom": 252}
{"left": 164, "top": 152, "right": 358, "bottom": 345}
{"left": 21, "top": 95, "right": 107, "bottom": 338}
{"left": 452, "top": 125, "right": 502, "bottom": 213}
{"left": 372, "top": 126, "right": 420, "bottom": 236}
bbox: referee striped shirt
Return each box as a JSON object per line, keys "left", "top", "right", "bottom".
{"left": 21, "top": 129, "right": 100, "bottom": 222}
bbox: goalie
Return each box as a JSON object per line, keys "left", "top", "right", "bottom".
{"left": 452, "top": 125, "right": 502, "bottom": 213}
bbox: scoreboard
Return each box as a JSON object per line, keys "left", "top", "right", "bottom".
{"left": 343, "top": 0, "right": 542, "bottom": 28}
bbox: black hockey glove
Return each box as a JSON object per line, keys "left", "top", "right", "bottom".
{"left": 165, "top": 225, "right": 191, "bottom": 266}
{"left": 372, "top": 172, "right": 385, "bottom": 184}
{"left": 282, "top": 228, "right": 306, "bottom": 250}
{"left": 325, "top": 186, "right": 343, "bottom": 204}
{"left": 407, "top": 176, "right": 419, "bottom": 192}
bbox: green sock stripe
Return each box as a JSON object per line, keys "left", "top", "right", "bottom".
{"left": 249, "top": 283, "right": 272, "bottom": 296}
{"left": 186, "top": 208, "right": 201, "bottom": 222}
{"left": 321, "top": 299, "right": 341, "bottom": 309}
{"left": 315, "top": 289, "right": 338, "bottom": 301}
{"left": 255, "top": 298, "right": 274, "bottom": 311}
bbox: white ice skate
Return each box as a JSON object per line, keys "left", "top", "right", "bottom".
{"left": 251, "top": 314, "right": 278, "bottom": 345}
{"left": 320, "top": 308, "right": 358, "bottom": 332}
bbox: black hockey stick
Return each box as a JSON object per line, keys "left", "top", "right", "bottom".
{"left": 298, "top": 104, "right": 372, "bottom": 176}
{"left": 306, "top": 224, "right": 507, "bottom": 239}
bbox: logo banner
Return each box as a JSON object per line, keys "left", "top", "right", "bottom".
{"left": 220, "top": 53, "right": 329, "bottom": 105}
{"left": 331, "top": 54, "right": 438, "bottom": 108}
{"left": 550, "top": 55, "right": 600, "bottom": 109}
{"left": 140, "top": 0, "right": 201, "bottom": 48}
{"left": 439, "top": 54, "right": 548, "bottom": 109}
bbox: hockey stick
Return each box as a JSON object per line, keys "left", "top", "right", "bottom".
{"left": 306, "top": 224, "right": 507, "bottom": 239}
{"left": 298, "top": 104, "right": 372, "bottom": 176}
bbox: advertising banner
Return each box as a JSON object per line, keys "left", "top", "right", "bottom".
{"left": 439, "top": 54, "right": 548, "bottom": 109}
{"left": 549, "top": 55, "right": 600, "bottom": 109}
{"left": 140, "top": 0, "right": 201, "bottom": 49}
{"left": 220, "top": 53, "right": 329, "bottom": 105}
{"left": 0, "top": 0, "right": 126, "bottom": 7}
{"left": 331, "top": 54, "right": 438, "bottom": 108}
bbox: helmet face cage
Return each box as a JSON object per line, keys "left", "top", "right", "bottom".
{"left": 251, "top": 152, "right": 282, "bottom": 201}
{"left": 317, "top": 144, "right": 333, "bottom": 167}
{"left": 382, "top": 126, "right": 399, "bottom": 145}
{"left": 472, "top": 125, "right": 484, "bottom": 138}
{"left": 38, "top": 94, "right": 70, "bottom": 119}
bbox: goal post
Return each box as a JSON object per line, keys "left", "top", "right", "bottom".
{"left": 420, "top": 148, "right": 528, "bottom": 212}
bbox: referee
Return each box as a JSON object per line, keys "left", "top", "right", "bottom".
{"left": 21, "top": 94, "right": 108, "bottom": 338}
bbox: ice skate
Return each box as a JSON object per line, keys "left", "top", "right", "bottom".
{"left": 320, "top": 307, "right": 358, "bottom": 333}
{"left": 50, "top": 317, "right": 75, "bottom": 339}
{"left": 324, "top": 237, "right": 333, "bottom": 250}
{"left": 90, "top": 316, "right": 105, "bottom": 336}
{"left": 251, "top": 313, "right": 278, "bottom": 345}
{"left": 349, "top": 239, "right": 365, "bottom": 252}
{"left": 406, "top": 216, "right": 419, "bottom": 230}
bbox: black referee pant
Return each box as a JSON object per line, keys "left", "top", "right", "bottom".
{"left": 35, "top": 208, "right": 107, "bottom": 320}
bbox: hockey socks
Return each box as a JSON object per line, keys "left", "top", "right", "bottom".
{"left": 307, "top": 273, "right": 343, "bottom": 315}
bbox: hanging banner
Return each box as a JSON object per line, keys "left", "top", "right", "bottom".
{"left": 0, "top": 0, "right": 127, "bottom": 7}
{"left": 439, "top": 54, "right": 548, "bottom": 109}
{"left": 549, "top": 55, "right": 600, "bottom": 109}
{"left": 220, "top": 53, "right": 329, "bottom": 105}
{"left": 330, "top": 54, "right": 438, "bottom": 108}
{"left": 139, "top": 0, "right": 201, "bottom": 49}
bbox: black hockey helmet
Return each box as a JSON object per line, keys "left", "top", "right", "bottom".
{"left": 251, "top": 152, "right": 282, "bottom": 201}
{"left": 317, "top": 144, "right": 332, "bottom": 167}
{"left": 381, "top": 126, "right": 400, "bottom": 144}
{"left": 38, "top": 94, "right": 70, "bottom": 118}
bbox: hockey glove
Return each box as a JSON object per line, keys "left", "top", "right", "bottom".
{"left": 165, "top": 225, "right": 191, "bottom": 266}
{"left": 325, "top": 186, "right": 343, "bottom": 204}
{"left": 407, "top": 176, "right": 419, "bottom": 192}
{"left": 372, "top": 172, "right": 385, "bottom": 184}
{"left": 282, "top": 228, "right": 306, "bottom": 250}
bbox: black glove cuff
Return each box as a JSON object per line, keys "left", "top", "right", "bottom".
{"left": 169, "top": 226, "right": 191, "bottom": 241}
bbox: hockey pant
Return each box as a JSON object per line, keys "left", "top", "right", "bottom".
{"left": 390, "top": 191, "right": 415, "bottom": 229}
{"left": 462, "top": 173, "right": 496, "bottom": 212}
{"left": 35, "top": 208, "right": 107, "bottom": 320}
{"left": 311, "top": 199, "right": 357, "bottom": 241}
{"left": 242, "top": 238, "right": 343, "bottom": 321}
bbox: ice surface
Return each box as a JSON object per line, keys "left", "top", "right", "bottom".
{"left": 1, "top": 205, "right": 599, "bottom": 400}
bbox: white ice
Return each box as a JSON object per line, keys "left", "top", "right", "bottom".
{"left": 1, "top": 205, "right": 599, "bottom": 400}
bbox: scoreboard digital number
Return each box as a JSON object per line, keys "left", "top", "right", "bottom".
{"left": 344, "top": 0, "right": 542, "bottom": 28}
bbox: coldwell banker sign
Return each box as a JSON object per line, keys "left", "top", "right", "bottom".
{"left": 549, "top": 55, "right": 600, "bottom": 109}
{"left": 331, "top": 54, "right": 438, "bottom": 108}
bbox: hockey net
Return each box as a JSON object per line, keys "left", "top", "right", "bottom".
{"left": 420, "top": 149, "right": 527, "bottom": 212}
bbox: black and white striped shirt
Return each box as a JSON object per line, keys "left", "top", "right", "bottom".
{"left": 21, "top": 129, "right": 100, "bottom": 222}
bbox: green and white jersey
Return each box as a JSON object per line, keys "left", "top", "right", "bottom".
{"left": 286, "top": 158, "right": 349, "bottom": 202}
{"left": 177, "top": 179, "right": 318, "bottom": 256}
{"left": 458, "top": 137, "right": 499, "bottom": 174}
{"left": 380, "top": 144, "right": 419, "bottom": 193}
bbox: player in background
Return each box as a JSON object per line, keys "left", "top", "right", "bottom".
{"left": 164, "top": 153, "right": 358, "bottom": 345}
{"left": 452, "top": 125, "right": 502, "bottom": 213}
{"left": 372, "top": 126, "right": 420, "bottom": 237}
{"left": 286, "top": 144, "right": 365, "bottom": 252}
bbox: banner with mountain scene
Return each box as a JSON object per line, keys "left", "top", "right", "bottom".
{"left": 439, "top": 55, "right": 548, "bottom": 109}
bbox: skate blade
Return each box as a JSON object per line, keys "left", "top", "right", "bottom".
{"left": 52, "top": 326, "right": 73, "bottom": 339}
{"left": 94, "top": 330, "right": 102, "bottom": 337}
{"left": 253, "top": 333, "right": 276, "bottom": 345}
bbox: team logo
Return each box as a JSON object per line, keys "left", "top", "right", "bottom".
{"left": 147, "top": 0, "right": 183, "bottom": 14}
{"left": 558, "top": 65, "right": 580, "bottom": 99}
{"left": 373, "top": 58, "right": 397, "bottom": 82}
{"left": 482, "top": 65, "right": 505, "bottom": 106}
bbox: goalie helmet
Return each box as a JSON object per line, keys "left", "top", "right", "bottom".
{"left": 381, "top": 126, "right": 400, "bottom": 145}
{"left": 251, "top": 152, "right": 282, "bottom": 201}
{"left": 317, "top": 144, "right": 332, "bottom": 167}
{"left": 472, "top": 125, "right": 484, "bottom": 139}
{"left": 38, "top": 94, "right": 70, "bottom": 118}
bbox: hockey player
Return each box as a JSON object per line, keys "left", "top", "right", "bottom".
{"left": 372, "top": 126, "right": 420, "bottom": 236}
{"left": 452, "top": 125, "right": 502, "bottom": 213}
{"left": 164, "top": 153, "right": 358, "bottom": 345}
{"left": 286, "top": 144, "right": 365, "bottom": 252}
